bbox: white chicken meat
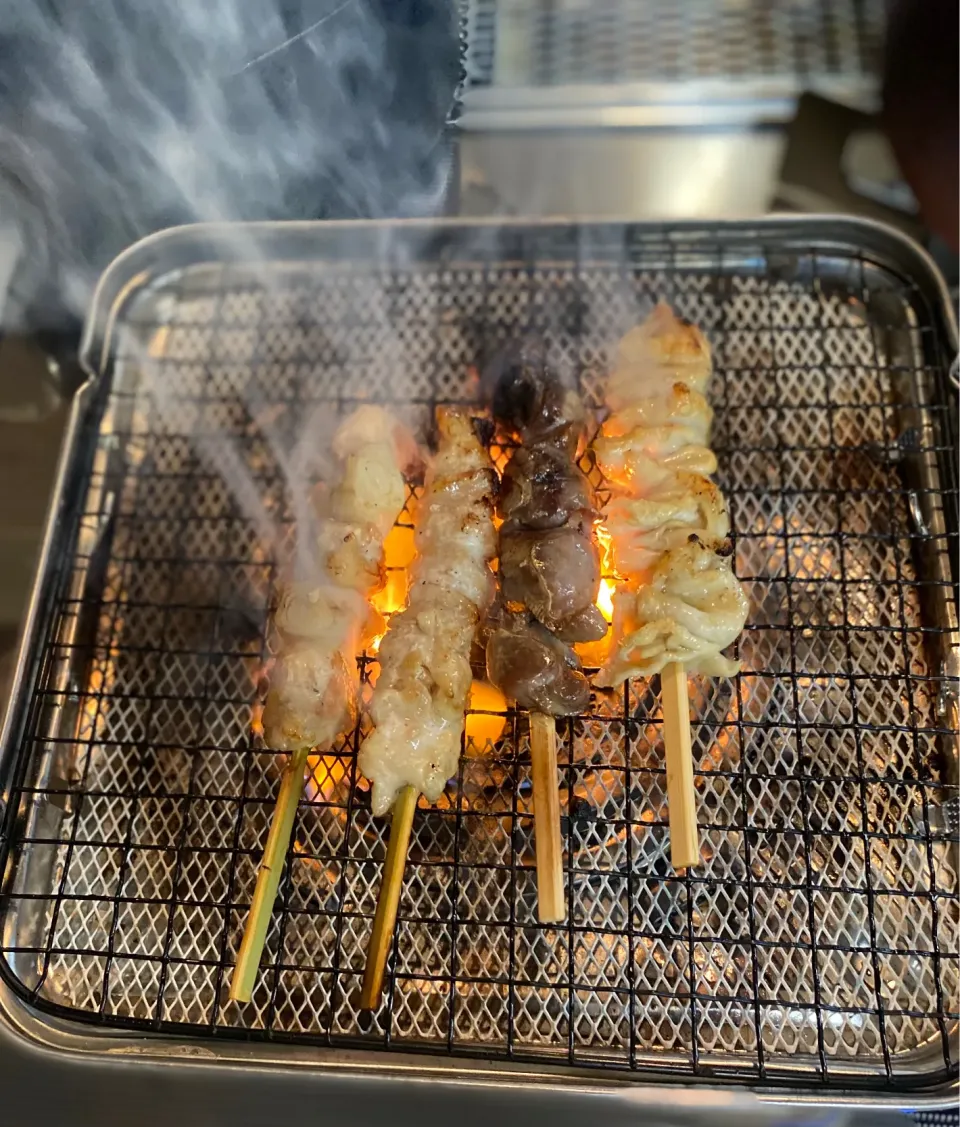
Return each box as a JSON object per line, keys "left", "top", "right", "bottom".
{"left": 262, "top": 406, "right": 415, "bottom": 752}
{"left": 594, "top": 302, "right": 747, "bottom": 684}
{"left": 358, "top": 408, "right": 497, "bottom": 816}
{"left": 605, "top": 539, "right": 746, "bottom": 679}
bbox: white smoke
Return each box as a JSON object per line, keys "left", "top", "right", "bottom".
{"left": 0, "top": 0, "right": 461, "bottom": 329}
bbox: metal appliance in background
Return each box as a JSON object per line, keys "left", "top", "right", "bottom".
{"left": 459, "top": 0, "right": 886, "bottom": 129}
{"left": 0, "top": 218, "right": 955, "bottom": 1117}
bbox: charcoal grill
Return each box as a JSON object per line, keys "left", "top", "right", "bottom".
{"left": 0, "top": 218, "right": 956, "bottom": 1107}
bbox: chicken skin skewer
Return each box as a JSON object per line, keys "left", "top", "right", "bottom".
{"left": 593, "top": 303, "right": 748, "bottom": 868}
{"left": 359, "top": 408, "right": 498, "bottom": 816}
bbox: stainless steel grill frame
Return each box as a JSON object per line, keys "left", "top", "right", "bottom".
{"left": 0, "top": 218, "right": 956, "bottom": 1104}
{"left": 460, "top": 0, "right": 887, "bottom": 128}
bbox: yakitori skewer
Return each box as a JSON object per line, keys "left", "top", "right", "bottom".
{"left": 359, "top": 408, "right": 496, "bottom": 1008}
{"left": 592, "top": 303, "right": 748, "bottom": 870}
{"left": 231, "top": 406, "right": 415, "bottom": 1003}
{"left": 484, "top": 341, "right": 607, "bottom": 923}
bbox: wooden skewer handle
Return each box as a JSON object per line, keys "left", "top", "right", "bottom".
{"left": 230, "top": 746, "right": 310, "bottom": 1004}
{"left": 529, "top": 711, "right": 566, "bottom": 923}
{"left": 661, "top": 660, "right": 700, "bottom": 870}
{"left": 360, "top": 785, "right": 418, "bottom": 1010}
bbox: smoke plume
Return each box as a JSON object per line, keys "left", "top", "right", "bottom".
{"left": 0, "top": 0, "right": 462, "bottom": 329}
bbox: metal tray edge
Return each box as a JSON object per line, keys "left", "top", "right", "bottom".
{"left": 6, "top": 215, "right": 951, "bottom": 1105}
{"left": 79, "top": 215, "right": 959, "bottom": 381}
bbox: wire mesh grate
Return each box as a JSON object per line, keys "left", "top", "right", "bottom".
{"left": 0, "top": 224, "right": 956, "bottom": 1092}
{"left": 467, "top": 0, "right": 886, "bottom": 85}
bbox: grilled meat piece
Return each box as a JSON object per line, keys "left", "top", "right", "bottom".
{"left": 499, "top": 518, "right": 606, "bottom": 641}
{"left": 499, "top": 444, "right": 596, "bottom": 531}
{"left": 601, "top": 536, "right": 747, "bottom": 682}
{"left": 552, "top": 602, "right": 609, "bottom": 645}
{"left": 488, "top": 338, "right": 585, "bottom": 454}
{"left": 484, "top": 340, "right": 606, "bottom": 713}
{"left": 358, "top": 408, "right": 497, "bottom": 816}
{"left": 485, "top": 606, "right": 590, "bottom": 716}
{"left": 602, "top": 471, "right": 729, "bottom": 575}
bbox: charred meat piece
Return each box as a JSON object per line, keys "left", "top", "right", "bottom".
{"left": 500, "top": 444, "right": 596, "bottom": 531}
{"left": 485, "top": 607, "right": 590, "bottom": 715}
{"left": 493, "top": 342, "right": 605, "bottom": 643}
{"left": 488, "top": 338, "right": 585, "bottom": 454}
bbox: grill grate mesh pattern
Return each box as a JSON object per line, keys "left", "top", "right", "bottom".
{"left": 1, "top": 226, "right": 957, "bottom": 1090}
{"left": 464, "top": 0, "right": 885, "bottom": 90}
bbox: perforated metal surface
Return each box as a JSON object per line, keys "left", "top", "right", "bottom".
{"left": 461, "top": 0, "right": 886, "bottom": 127}
{"left": 1, "top": 222, "right": 957, "bottom": 1092}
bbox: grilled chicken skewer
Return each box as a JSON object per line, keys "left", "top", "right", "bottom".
{"left": 484, "top": 342, "right": 606, "bottom": 923}
{"left": 360, "top": 408, "right": 497, "bottom": 1008}
{"left": 593, "top": 303, "right": 748, "bottom": 869}
{"left": 231, "top": 406, "right": 416, "bottom": 1005}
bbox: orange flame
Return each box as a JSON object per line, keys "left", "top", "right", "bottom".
{"left": 595, "top": 522, "right": 617, "bottom": 623}
{"left": 250, "top": 704, "right": 264, "bottom": 739}
{"left": 371, "top": 569, "right": 407, "bottom": 620}
{"left": 596, "top": 578, "right": 615, "bottom": 623}
{"left": 491, "top": 443, "right": 511, "bottom": 476}
{"left": 465, "top": 680, "right": 507, "bottom": 748}
{"left": 576, "top": 521, "right": 618, "bottom": 667}
{"left": 306, "top": 751, "right": 348, "bottom": 800}
{"left": 369, "top": 520, "right": 415, "bottom": 652}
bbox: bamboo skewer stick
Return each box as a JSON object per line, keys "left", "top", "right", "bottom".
{"left": 529, "top": 711, "right": 565, "bottom": 923}
{"left": 661, "top": 661, "right": 699, "bottom": 870}
{"left": 360, "top": 784, "right": 418, "bottom": 1009}
{"left": 230, "top": 746, "right": 311, "bottom": 1003}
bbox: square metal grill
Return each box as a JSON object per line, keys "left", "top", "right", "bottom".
{"left": 461, "top": 0, "right": 886, "bottom": 126}
{"left": 0, "top": 221, "right": 956, "bottom": 1095}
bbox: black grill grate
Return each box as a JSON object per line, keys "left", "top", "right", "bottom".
{"left": 0, "top": 223, "right": 956, "bottom": 1093}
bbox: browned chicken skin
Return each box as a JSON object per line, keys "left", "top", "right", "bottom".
{"left": 484, "top": 341, "right": 606, "bottom": 714}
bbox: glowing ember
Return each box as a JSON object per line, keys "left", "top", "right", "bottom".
{"left": 464, "top": 680, "right": 507, "bottom": 749}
